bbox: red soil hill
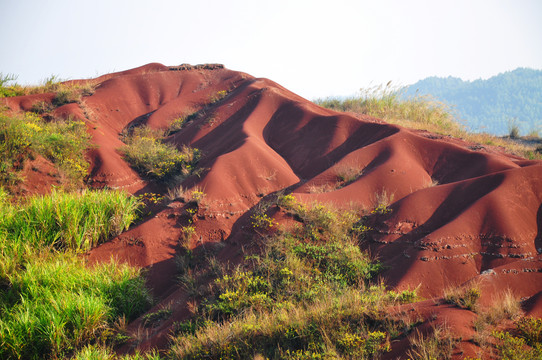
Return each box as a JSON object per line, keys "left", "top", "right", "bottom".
{"left": 5, "top": 63, "right": 541, "bottom": 357}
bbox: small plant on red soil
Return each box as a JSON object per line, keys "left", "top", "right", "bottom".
{"left": 443, "top": 283, "right": 481, "bottom": 311}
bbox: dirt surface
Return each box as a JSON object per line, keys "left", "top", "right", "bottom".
{"left": 4, "top": 63, "right": 542, "bottom": 358}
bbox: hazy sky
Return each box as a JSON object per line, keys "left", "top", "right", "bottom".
{"left": 1, "top": 0, "right": 541, "bottom": 99}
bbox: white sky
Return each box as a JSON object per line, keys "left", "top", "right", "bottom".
{"left": 1, "top": 0, "right": 541, "bottom": 99}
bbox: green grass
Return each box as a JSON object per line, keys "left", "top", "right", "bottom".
{"left": 0, "top": 73, "right": 25, "bottom": 97}
{"left": 315, "top": 85, "right": 542, "bottom": 160}
{"left": 121, "top": 126, "right": 200, "bottom": 180}
{"left": 0, "top": 188, "right": 141, "bottom": 251}
{"left": 315, "top": 84, "right": 461, "bottom": 135}
{"left": 0, "top": 73, "right": 96, "bottom": 100}
{"left": 0, "top": 188, "right": 151, "bottom": 359}
{"left": 0, "top": 110, "right": 90, "bottom": 186}
{"left": 168, "top": 197, "right": 418, "bottom": 359}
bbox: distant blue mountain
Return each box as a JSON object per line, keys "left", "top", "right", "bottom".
{"left": 404, "top": 68, "right": 542, "bottom": 136}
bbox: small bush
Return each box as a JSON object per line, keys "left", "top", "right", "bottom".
{"left": 53, "top": 87, "right": 82, "bottom": 105}
{"left": 31, "top": 100, "right": 55, "bottom": 114}
{"left": 121, "top": 126, "right": 200, "bottom": 180}
{"left": 508, "top": 118, "right": 521, "bottom": 139}
{"left": 493, "top": 331, "right": 542, "bottom": 360}
{"left": 475, "top": 290, "right": 521, "bottom": 331}
{"left": 0, "top": 111, "right": 90, "bottom": 185}
{"left": 443, "top": 284, "right": 480, "bottom": 311}
{"left": 209, "top": 89, "right": 228, "bottom": 103}
{"left": 167, "top": 110, "right": 199, "bottom": 135}
{"left": 335, "top": 164, "right": 364, "bottom": 187}
{"left": 516, "top": 317, "right": 542, "bottom": 346}
{"left": 167, "top": 184, "right": 188, "bottom": 201}
{"left": 0, "top": 73, "right": 25, "bottom": 97}
{"left": 250, "top": 213, "right": 276, "bottom": 230}
{"left": 189, "top": 187, "right": 206, "bottom": 205}
{"left": 180, "top": 225, "right": 196, "bottom": 247}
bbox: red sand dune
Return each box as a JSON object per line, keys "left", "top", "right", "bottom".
{"left": 4, "top": 63, "right": 542, "bottom": 357}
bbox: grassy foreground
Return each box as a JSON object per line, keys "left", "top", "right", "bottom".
{"left": 0, "top": 188, "right": 151, "bottom": 359}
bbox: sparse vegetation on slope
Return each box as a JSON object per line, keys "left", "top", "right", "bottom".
{"left": 121, "top": 126, "right": 200, "bottom": 180}
{"left": 169, "top": 196, "right": 418, "bottom": 359}
{"left": 315, "top": 84, "right": 461, "bottom": 135}
{"left": 0, "top": 110, "right": 90, "bottom": 186}
{"left": 0, "top": 73, "right": 97, "bottom": 101}
{"left": 315, "top": 85, "right": 542, "bottom": 160}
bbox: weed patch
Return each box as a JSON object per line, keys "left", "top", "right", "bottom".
{"left": 121, "top": 125, "right": 200, "bottom": 180}
{"left": 0, "top": 110, "right": 90, "bottom": 185}
{"left": 169, "top": 199, "right": 416, "bottom": 359}
{"left": 443, "top": 283, "right": 480, "bottom": 311}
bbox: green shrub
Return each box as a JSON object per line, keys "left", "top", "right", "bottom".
{"left": 167, "top": 111, "right": 199, "bottom": 135}
{"left": 121, "top": 126, "right": 200, "bottom": 180}
{"left": 0, "top": 73, "right": 25, "bottom": 97}
{"left": 53, "top": 87, "right": 82, "bottom": 105}
{"left": 0, "top": 111, "right": 90, "bottom": 185}
{"left": 516, "top": 317, "right": 542, "bottom": 346}
{"left": 443, "top": 284, "right": 480, "bottom": 311}
{"left": 143, "top": 308, "right": 172, "bottom": 328}
{"left": 493, "top": 331, "right": 542, "bottom": 360}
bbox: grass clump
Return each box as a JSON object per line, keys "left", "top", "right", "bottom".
{"left": 0, "top": 188, "right": 151, "bottom": 360}
{"left": 121, "top": 126, "right": 200, "bottom": 180}
{"left": 0, "top": 110, "right": 90, "bottom": 185}
{"left": 0, "top": 188, "right": 141, "bottom": 251}
{"left": 0, "top": 254, "right": 151, "bottom": 359}
{"left": 443, "top": 283, "right": 480, "bottom": 311}
{"left": 0, "top": 73, "right": 25, "bottom": 97}
{"left": 475, "top": 290, "right": 521, "bottom": 330}
{"left": 407, "top": 325, "right": 457, "bottom": 360}
{"left": 72, "top": 345, "right": 162, "bottom": 360}
{"left": 169, "top": 198, "right": 418, "bottom": 359}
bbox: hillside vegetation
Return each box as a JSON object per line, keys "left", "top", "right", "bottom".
{"left": 1, "top": 65, "right": 542, "bottom": 359}
{"left": 404, "top": 68, "right": 542, "bottom": 136}
{"left": 315, "top": 84, "right": 542, "bottom": 160}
